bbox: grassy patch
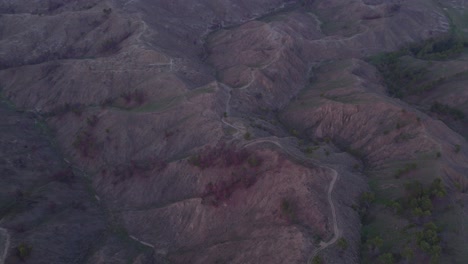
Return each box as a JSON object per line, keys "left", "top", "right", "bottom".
{"left": 133, "top": 96, "right": 181, "bottom": 113}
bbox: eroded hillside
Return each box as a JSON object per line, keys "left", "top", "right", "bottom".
{"left": 0, "top": 0, "right": 467, "bottom": 263}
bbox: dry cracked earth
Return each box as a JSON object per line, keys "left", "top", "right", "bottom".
{"left": 0, "top": 0, "right": 467, "bottom": 264}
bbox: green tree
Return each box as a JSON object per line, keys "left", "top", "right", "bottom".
{"left": 367, "top": 236, "right": 384, "bottom": 255}
{"left": 401, "top": 246, "right": 414, "bottom": 263}
{"left": 420, "top": 196, "right": 433, "bottom": 212}
{"left": 378, "top": 253, "right": 394, "bottom": 264}
{"left": 312, "top": 255, "right": 323, "bottom": 264}
{"left": 415, "top": 222, "right": 442, "bottom": 261}
{"left": 337, "top": 237, "right": 348, "bottom": 251}
{"left": 360, "top": 192, "right": 375, "bottom": 206}
{"left": 430, "top": 178, "right": 446, "bottom": 198}
{"left": 16, "top": 243, "right": 32, "bottom": 260}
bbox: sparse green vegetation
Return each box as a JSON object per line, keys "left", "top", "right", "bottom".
{"left": 346, "top": 147, "right": 364, "bottom": 159}
{"left": 353, "top": 163, "right": 360, "bottom": 170}
{"left": 401, "top": 246, "right": 414, "bottom": 262}
{"left": 86, "top": 115, "right": 99, "bottom": 127}
{"left": 361, "top": 192, "right": 376, "bottom": 204}
{"left": 304, "top": 145, "right": 320, "bottom": 155}
{"left": 357, "top": 192, "right": 375, "bottom": 225}
{"left": 72, "top": 131, "right": 97, "bottom": 158}
{"left": 394, "top": 133, "right": 417, "bottom": 143}
{"left": 101, "top": 38, "right": 120, "bottom": 53}
{"left": 102, "top": 8, "right": 112, "bottom": 16}
{"left": 120, "top": 89, "right": 146, "bottom": 106}
{"left": 454, "top": 179, "right": 467, "bottom": 193}
{"left": 311, "top": 255, "right": 323, "bottom": 264}
{"left": 45, "top": 102, "right": 86, "bottom": 117}
{"left": 243, "top": 132, "right": 251, "bottom": 140}
{"left": 280, "top": 198, "right": 296, "bottom": 222}
{"left": 370, "top": 52, "right": 427, "bottom": 98}
{"left": 361, "top": 175, "right": 448, "bottom": 263}
{"left": 396, "top": 122, "right": 402, "bottom": 130}
{"left": 16, "top": 243, "right": 32, "bottom": 260}
{"left": 377, "top": 253, "right": 394, "bottom": 264}
{"left": 416, "top": 222, "right": 442, "bottom": 263}
{"left": 393, "top": 163, "right": 417, "bottom": 179}
{"left": 369, "top": 33, "right": 466, "bottom": 98}
{"left": 398, "top": 179, "right": 446, "bottom": 219}
{"left": 408, "top": 35, "right": 464, "bottom": 60}
{"left": 454, "top": 144, "right": 461, "bottom": 153}
{"left": 247, "top": 156, "right": 261, "bottom": 167}
{"left": 188, "top": 155, "right": 201, "bottom": 167}
{"left": 366, "top": 236, "right": 383, "bottom": 255}
{"left": 290, "top": 129, "right": 299, "bottom": 136}
{"left": 337, "top": 237, "right": 348, "bottom": 251}
{"left": 430, "top": 101, "right": 465, "bottom": 120}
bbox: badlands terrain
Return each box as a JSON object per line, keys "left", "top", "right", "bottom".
{"left": 0, "top": 0, "right": 467, "bottom": 263}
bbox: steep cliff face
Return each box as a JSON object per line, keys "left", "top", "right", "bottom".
{"left": 0, "top": 0, "right": 467, "bottom": 263}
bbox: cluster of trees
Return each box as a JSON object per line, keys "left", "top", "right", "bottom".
{"left": 362, "top": 235, "right": 400, "bottom": 264}
{"left": 370, "top": 34, "right": 466, "bottom": 98}
{"left": 430, "top": 101, "right": 465, "bottom": 120}
{"left": 355, "top": 192, "right": 375, "bottom": 225}
{"left": 408, "top": 36, "right": 464, "bottom": 60}
{"left": 360, "top": 178, "right": 447, "bottom": 263}
{"left": 370, "top": 52, "right": 427, "bottom": 98}
{"left": 385, "top": 179, "right": 446, "bottom": 263}
{"left": 399, "top": 179, "right": 447, "bottom": 219}
{"left": 416, "top": 222, "right": 442, "bottom": 263}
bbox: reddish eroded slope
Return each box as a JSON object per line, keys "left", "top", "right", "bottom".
{"left": 206, "top": 0, "right": 448, "bottom": 113}
{"left": 279, "top": 59, "right": 468, "bottom": 262}
{"left": 0, "top": 1, "right": 344, "bottom": 263}
{"left": 116, "top": 147, "right": 332, "bottom": 263}
{"left": 0, "top": 101, "right": 160, "bottom": 264}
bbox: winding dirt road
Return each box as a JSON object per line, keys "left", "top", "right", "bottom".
{"left": 308, "top": 169, "right": 339, "bottom": 263}
{"left": 0, "top": 228, "right": 10, "bottom": 264}
{"left": 241, "top": 136, "right": 341, "bottom": 262}
{"left": 216, "top": 41, "right": 342, "bottom": 260}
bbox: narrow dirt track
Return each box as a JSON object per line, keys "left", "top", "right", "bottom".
{"left": 308, "top": 169, "right": 339, "bottom": 263}
{"left": 0, "top": 228, "right": 10, "bottom": 264}
{"left": 241, "top": 137, "right": 341, "bottom": 263}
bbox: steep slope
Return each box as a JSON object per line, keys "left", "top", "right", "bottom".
{"left": 0, "top": 101, "right": 160, "bottom": 264}
{"left": 0, "top": 0, "right": 467, "bottom": 263}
